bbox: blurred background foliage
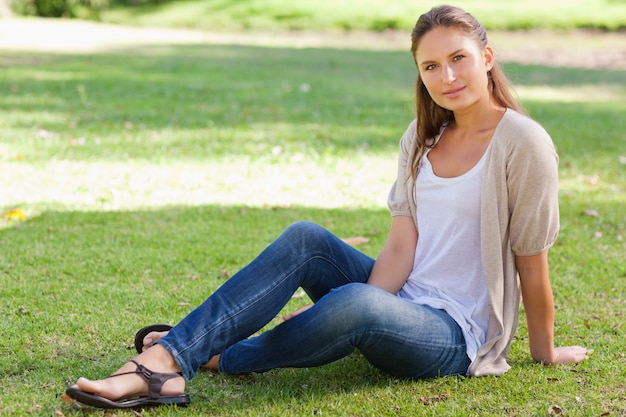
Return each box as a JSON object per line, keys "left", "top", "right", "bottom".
{"left": 7, "top": 0, "right": 162, "bottom": 18}
{"left": 5, "top": 0, "right": 626, "bottom": 31}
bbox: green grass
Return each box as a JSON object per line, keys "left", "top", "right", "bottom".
{"left": 1, "top": 36, "right": 625, "bottom": 416}
{"left": 100, "top": 0, "right": 626, "bottom": 31}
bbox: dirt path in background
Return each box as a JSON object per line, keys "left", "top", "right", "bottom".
{"left": 0, "top": 17, "right": 625, "bottom": 69}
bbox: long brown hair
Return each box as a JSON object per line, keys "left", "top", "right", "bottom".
{"left": 408, "top": 5, "right": 524, "bottom": 180}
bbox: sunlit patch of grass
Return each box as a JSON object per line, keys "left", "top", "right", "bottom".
{"left": 517, "top": 85, "right": 626, "bottom": 103}
{"left": 0, "top": 155, "right": 397, "bottom": 213}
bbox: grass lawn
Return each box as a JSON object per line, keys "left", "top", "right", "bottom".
{"left": 0, "top": 25, "right": 625, "bottom": 417}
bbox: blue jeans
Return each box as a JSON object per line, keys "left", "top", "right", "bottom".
{"left": 157, "top": 221, "right": 470, "bottom": 381}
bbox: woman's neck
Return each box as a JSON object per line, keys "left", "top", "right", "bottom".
{"left": 451, "top": 104, "right": 507, "bottom": 135}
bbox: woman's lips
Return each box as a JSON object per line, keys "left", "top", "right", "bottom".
{"left": 443, "top": 86, "right": 466, "bottom": 98}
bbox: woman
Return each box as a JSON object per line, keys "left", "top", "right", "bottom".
{"left": 64, "top": 5, "right": 589, "bottom": 410}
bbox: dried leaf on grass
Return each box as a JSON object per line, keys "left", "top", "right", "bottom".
{"left": 418, "top": 393, "right": 450, "bottom": 406}
{"left": 341, "top": 236, "right": 370, "bottom": 245}
{"left": 547, "top": 405, "right": 564, "bottom": 415}
{"left": 579, "top": 174, "right": 600, "bottom": 185}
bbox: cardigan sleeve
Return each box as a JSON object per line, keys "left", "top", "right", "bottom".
{"left": 505, "top": 116, "right": 560, "bottom": 256}
{"left": 387, "top": 120, "right": 417, "bottom": 218}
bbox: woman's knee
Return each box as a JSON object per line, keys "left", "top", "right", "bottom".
{"left": 280, "top": 221, "right": 333, "bottom": 251}
{"left": 323, "top": 283, "right": 395, "bottom": 325}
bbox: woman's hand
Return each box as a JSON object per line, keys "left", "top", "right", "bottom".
{"left": 551, "top": 346, "right": 591, "bottom": 365}
{"left": 283, "top": 304, "right": 313, "bottom": 321}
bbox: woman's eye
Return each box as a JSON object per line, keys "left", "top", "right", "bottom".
{"left": 425, "top": 64, "right": 437, "bottom": 71}
{"left": 453, "top": 54, "right": 465, "bottom": 62}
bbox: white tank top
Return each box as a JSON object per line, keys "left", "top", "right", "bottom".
{"left": 398, "top": 145, "right": 490, "bottom": 362}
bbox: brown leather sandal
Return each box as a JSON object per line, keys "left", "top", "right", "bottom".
{"left": 134, "top": 324, "right": 173, "bottom": 354}
{"left": 64, "top": 360, "right": 190, "bottom": 409}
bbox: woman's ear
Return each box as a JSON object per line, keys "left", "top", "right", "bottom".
{"left": 484, "top": 45, "right": 495, "bottom": 71}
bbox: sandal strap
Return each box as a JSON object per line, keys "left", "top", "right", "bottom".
{"left": 106, "top": 359, "right": 183, "bottom": 399}
{"left": 130, "top": 360, "right": 184, "bottom": 399}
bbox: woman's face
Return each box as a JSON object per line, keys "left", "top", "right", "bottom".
{"left": 414, "top": 26, "right": 494, "bottom": 113}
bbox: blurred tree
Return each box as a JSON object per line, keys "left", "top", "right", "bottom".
{"left": 11, "top": 0, "right": 108, "bottom": 17}
{"left": 110, "top": 0, "right": 169, "bottom": 5}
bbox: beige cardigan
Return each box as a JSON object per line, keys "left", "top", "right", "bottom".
{"left": 387, "top": 110, "right": 560, "bottom": 376}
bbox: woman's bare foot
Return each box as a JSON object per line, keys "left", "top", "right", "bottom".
{"left": 140, "top": 329, "right": 219, "bottom": 370}
{"left": 70, "top": 345, "right": 185, "bottom": 401}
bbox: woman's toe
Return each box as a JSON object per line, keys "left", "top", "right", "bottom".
{"left": 74, "top": 363, "right": 146, "bottom": 400}
{"left": 76, "top": 377, "right": 108, "bottom": 396}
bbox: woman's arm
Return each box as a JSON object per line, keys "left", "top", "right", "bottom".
{"left": 517, "top": 251, "right": 589, "bottom": 364}
{"left": 367, "top": 215, "right": 418, "bottom": 294}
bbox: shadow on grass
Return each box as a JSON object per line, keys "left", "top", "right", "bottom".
{"left": 1, "top": 44, "right": 624, "bottom": 163}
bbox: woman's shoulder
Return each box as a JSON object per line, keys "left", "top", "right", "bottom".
{"left": 490, "top": 110, "right": 558, "bottom": 167}
{"left": 494, "top": 109, "right": 554, "bottom": 149}
{"left": 500, "top": 109, "right": 550, "bottom": 137}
